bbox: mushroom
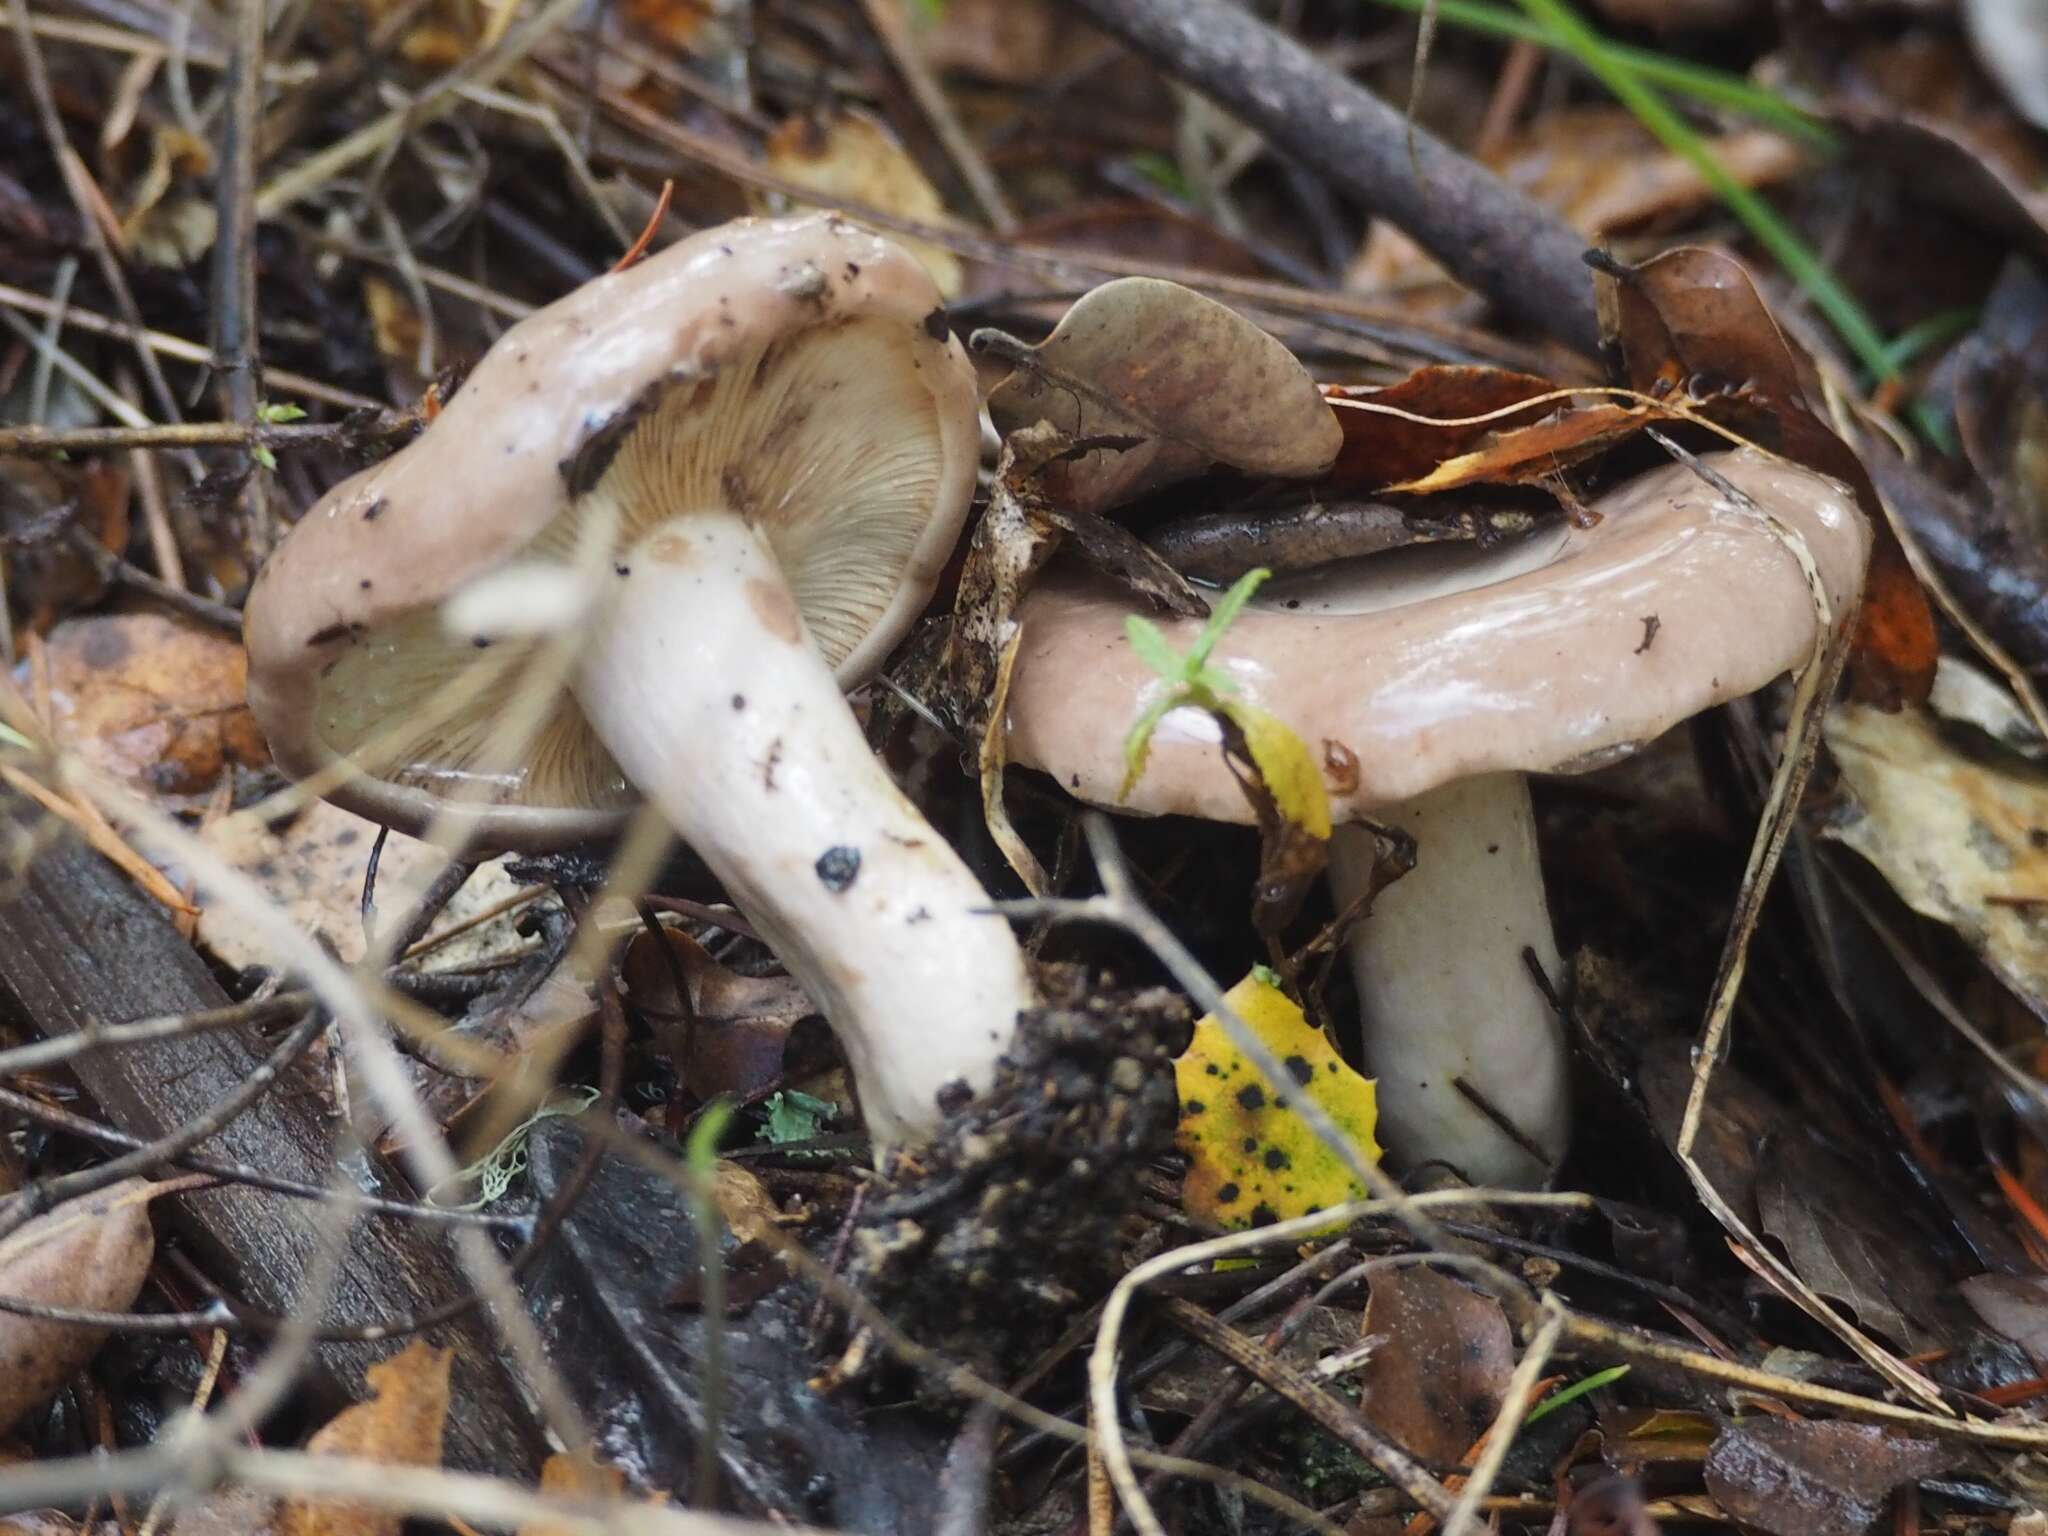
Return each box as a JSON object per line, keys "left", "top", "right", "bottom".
{"left": 243, "top": 213, "right": 1035, "bottom": 1148}
{"left": 1002, "top": 450, "right": 1871, "bottom": 1186}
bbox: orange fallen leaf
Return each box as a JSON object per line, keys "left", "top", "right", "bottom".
{"left": 278, "top": 1341, "right": 453, "bottom": 1536}
{"left": 517, "top": 1446, "right": 630, "bottom": 1536}
{"left": 1383, "top": 400, "right": 1651, "bottom": 493}
{"left": 39, "top": 611, "right": 267, "bottom": 807}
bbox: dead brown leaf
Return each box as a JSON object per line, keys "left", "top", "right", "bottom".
{"left": 1754, "top": 1137, "right": 1950, "bottom": 1353}
{"left": 620, "top": 926, "right": 808, "bottom": 1102}
{"left": 1494, "top": 111, "right": 1802, "bottom": 239}
{"left": 985, "top": 277, "right": 1340, "bottom": 515}
{"left": 1825, "top": 699, "right": 2048, "bottom": 1018}
{"left": 39, "top": 611, "right": 266, "bottom": 808}
{"left": 1702, "top": 1419, "right": 1947, "bottom": 1536}
{"left": 516, "top": 1446, "right": 629, "bottom": 1536}
{"left": 0, "top": 1179, "right": 156, "bottom": 1435}
{"left": 1320, "top": 366, "right": 1563, "bottom": 490}
{"left": 279, "top": 1341, "right": 453, "bottom": 1536}
{"left": 1383, "top": 399, "right": 1651, "bottom": 494}
{"left": 1, "top": 456, "right": 128, "bottom": 642}
{"left": 760, "top": 110, "right": 962, "bottom": 295}
{"left": 1355, "top": 1265, "right": 1513, "bottom": 1465}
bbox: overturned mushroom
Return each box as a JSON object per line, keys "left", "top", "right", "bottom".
{"left": 1004, "top": 450, "right": 1870, "bottom": 1186}
{"left": 244, "top": 214, "right": 1033, "bottom": 1147}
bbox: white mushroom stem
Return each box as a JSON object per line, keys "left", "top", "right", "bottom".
{"left": 572, "top": 510, "right": 1036, "bottom": 1147}
{"left": 1327, "top": 773, "right": 1568, "bottom": 1188}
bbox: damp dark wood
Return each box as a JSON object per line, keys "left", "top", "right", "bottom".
{"left": 524, "top": 1118, "right": 950, "bottom": 1527}
{"left": 0, "top": 819, "right": 544, "bottom": 1472}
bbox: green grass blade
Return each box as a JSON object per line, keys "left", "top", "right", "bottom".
{"left": 1512, "top": 0, "right": 1897, "bottom": 389}
{"left": 1364, "top": 0, "right": 1835, "bottom": 146}
{"left": 1524, "top": 1364, "right": 1630, "bottom": 1425}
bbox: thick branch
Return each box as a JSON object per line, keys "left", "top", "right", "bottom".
{"left": 1056, "top": 0, "right": 1601, "bottom": 355}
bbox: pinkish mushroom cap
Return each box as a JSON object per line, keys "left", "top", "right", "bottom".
{"left": 244, "top": 212, "right": 980, "bottom": 850}
{"left": 1005, "top": 449, "right": 1871, "bottom": 820}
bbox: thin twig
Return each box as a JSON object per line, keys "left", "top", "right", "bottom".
{"left": 79, "top": 769, "right": 593, "bottom": 1446}
{"left": 209, "top": 0, "right": 271, "bottom": 551}
{"left": 5, "top": 0, "right": 195, "bottom": 455}
{"left": 0, "top": 280, "right": 380, "bottom": 409}
{"left": 0, "top": 992, "right": 305, "bottom": 1077}
{"left": 0, "top": 1009, "right": 325, "bottom": 1245}
{"left": 253, "top": 0, "right": 586, "bottom": 220}
{"left": 854, "top": 0, "right": 1016, "bottom": 232}
{"left": 1163, "top": 1296, "right": 1457, "bottom": 1520}
{"left": 63, "top": 526, "right": 242, "bottom": 631}
{"left": 0, "top": 419, "right": 351, "bottom": 457}
{"left": 0, "top": 1083, "right": 521, "bottom": 1227}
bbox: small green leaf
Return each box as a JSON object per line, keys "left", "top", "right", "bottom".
{"left": 251, "top": 443, "right": 277, "bottom": 471}
{"left": 763, "top": 1090, "right": 833, "bottom": 1145}
{"left": 1126, "top": 151, "right": 1195, "bottom": 202}
{"left": 257, "top": 401, "right": 307, "bottom": 424}
{"left": 1120, "top": 693, "right": 1180, "bottom": 800}
{"left": 1121, "top": 568, "right": 1276, "bottom": 799}
{"left": 1124, "top": 614, "right": 1187, "bottom": 683}
{"left": 1187, "top": 568, "right": 1270, "bottom": 669}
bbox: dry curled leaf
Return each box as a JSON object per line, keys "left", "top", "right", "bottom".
{"left": 1320, "top": 366, "right": 1564, "bottom": 490}
{"left": 175, "top": 805, "right": 522, "bottom": 970}
{"left": 0, "top": 1179, "right": 156, "bottom": 1434}
{"left": 761, "top": 110, "right": 961, "bottom": 295}
{"left": 1174, "top": 970, "right": 1378, "bottom": 1229}
{"left": 1824, "top": 699, "right": 2048, "bottom": 1017}
{"left": 40, "top": 611, "right": 267, "bottom": 807}
{"left": 279, "top": 1340, "right": 453, "bottom": 1536}
{"left": 1754, "top": 1136, "right": 1949, "bottom": 1353}
{"left": 620, "top": 926, "right": 809, "bottom": 1102}
{"left": 1382, "top": 399, "right": 1651, "bottom": 494}
{"left": 1355, "top": 1264, "right": 1513, "bottom": 1465}
{"left": 517, "top": 1446, "right": 629, "bottom": 1536}
{"left": 1702, "top": 1419, "right": 1947, "bottom": 1536}
{"left": 985, "top": 277, "right": 1340, "bottom": 514}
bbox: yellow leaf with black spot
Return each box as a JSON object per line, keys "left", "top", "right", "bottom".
{"left": 1222, "top": 703, "right": 1331, "bottom": 840}
{"left": 1174, "top": 970, "right": 1379, "bottom": 1229}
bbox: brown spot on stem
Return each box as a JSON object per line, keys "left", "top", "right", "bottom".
{"left": 746, "top": 577, "right": 801, "bottom": 643}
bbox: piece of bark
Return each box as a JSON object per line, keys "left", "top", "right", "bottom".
{"left": 0, "top": 821, "right": 542, "bottom": 1472}
{"left": 1056, "top": 0, "right": 1602, "bottom": 355}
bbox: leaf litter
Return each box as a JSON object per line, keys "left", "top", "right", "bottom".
{"left": 10, "top": 0, "right": 2048, "bottom": 1531}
